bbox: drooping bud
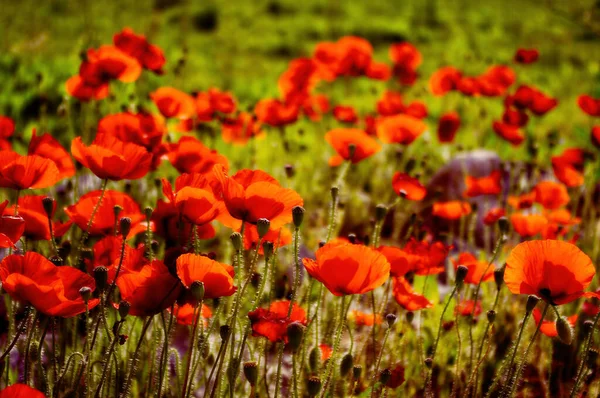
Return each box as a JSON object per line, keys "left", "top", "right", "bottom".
{"left": 525, "top": 295, "right": 540, "bottom": 314}
{"left": 118, "top": 301, "right": 130, "bottom": 319}
{"left": 256, "top": 218, "right": 270, "bottom": 239}
{"left": 487, "top": 310, "right": 496, "bottom": 323}
{"left": 406, "top": 311, "right": 414, "bottom": 323}
{"left": 330, "top": 186, "right": 339, "bottom": 202}
{"left": 556, "top": 316, "right": 574, "bottom": 345}
{"left": 119, "top": 217, "right": 132, "bottom": 238}
{"left": 284, "top": 164, "right": 295, "bottom": 178}
{"left": 292, "top": 206, "right": 305, "bottom": 228}
{"left": 584, "top": 320, "right": 595, "bottom": 333}
{"left": 309, "top": 346, "right": 320, "bottom": 372}
{"left": 386, "top": 314, "right": 397, "bottom": 327}
{"left": 375, "top": 204, "right": 387, "bottom": 222}
{"left": 243, "top": 361, "right": 258, "bottom": 386}
{"left": 191, "top": 281, "right": 205, "bottom": 302}
{"left": 286, "top": 322, "right": 305, "bottom": 352}
{"left": 113, "top": 205, "right": 123, "bottom": 221}
{"left": 494, "top": 266, "right": 505, "bottom": 290}
{"left": 42, "top": 196, "right": 55, "bottom": 218}
{"left": 79, "top": 287, "right": 92, "bottom": 303}
{"left": 340, "top": 353, "right": 353, "bottom": 376}
{"left": 93, "top": 267, "right": 108, "bottom": 291}
{"left": 307, "top": 376, "right": 322, "bottom": 397}
{"left": 230, "top": 232, "right": 243, "bottom": 251}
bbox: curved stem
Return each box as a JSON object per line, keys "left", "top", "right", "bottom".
{"left": 120, "top": 316, "right": 153, "bottom": 398}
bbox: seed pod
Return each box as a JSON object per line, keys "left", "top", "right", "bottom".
{"left": 243, "top": 361, "right": 258, "bottom": 386}
{"left": 257, "top": 218, "right": 271, "bottom": 239}
{"left": 375, "top": 204, "right": 387, "bottom": 222}
{"left": 352, "top": 364, "right": 362, "bottom": 379}
{"left": 220, "top": 325, "right": 231, "bottom": 341}
{"left": 379, "top": 368, "right": 391, "bottom": 385}
{"left": 93, "top": 267, "right": 108, "bottom": 291}
{"left": 406, "top": 311, "right": 414, "bottom": 323}
{"left": 487, "top": 310, "right": 496, "bottom": 323}
{"left": 494, "top": 266, "right": 505, "bottom": 290}
{"left": 119, "top": 217, "right": 132, "bottom": 238}
{"left": 118, "top": 301, "right": 130, "bottom": 319}
{"left": 79, "top": 287, "right": 92, "bottom": 303}
{"left": 286, "top": 322, "right": 305, "bottom": 352}
{"left": 309, "top": 346, "right": 320, "bottom": 372}
{"left": 386, "top": 314, "right": 397, "bottom": 327}
{"left": 292, "top": 206, "right": 305, "bottom": 228}
{"left": 307, "top": 376, "right": 321, "bottom": 397}
{"left": 424, "top": 357, "right": 433, "bottom": 368}
{"left": 497, "top": 217, "right": 509, "bottom": 234}
{"left": 262, "top": 241, "right": 274, "bottom": 259}
{"left": 455, "top": 265, "right": 468, "bottom": 287}
{"left": 144, "top": 207, "right": 153, "bottom": 222}
{"left": 230, "top": 232, "right": 243, "bottom": 251}
{"left": 191, "top": 281, "right": 205, "bottom": 301}
{"left": 42, "top": 197, "right": 55, "bottom": 218}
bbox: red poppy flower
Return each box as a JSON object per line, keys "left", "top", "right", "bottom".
{"left": 502, "top": 108, "right": 529, "bottom": 127}
{"left": 376, "top": 91, "right": 404, "bottom": 116}
{"left": 173, "top": 303, "right": 213, "bottom": 326}
{"left": 533, "top": 181, "right": 570, "bottom": 210}
{"left": 301, "top": 95, "right": 330, "bottom": 121}
{"left": 381, "top": 239, "right": 450, "bottom": 276}
{"left": 456, "top": 77, "right": 481, "bottom": 96}
{"left": 365, "top": 61, "right": 392, "bottom": 81}
{"left": 455, "top": 300, "right": 482, "bottom": 317}
{"left": 221, "top": 112, "right": 264, "bottom": 145}
{"left": 150, "top": 87, "right": 196, "bottom": 119}
{"left": 478, "top": 65, "right": 515, "bottom": 97}
{"left": 213, "top": 165, "right": 303, "bottom": 229}
{"left": 514, "top": 48, "right": 539, "bottom": 64}
{"left": 241, "top": 225, "right": 292, "bottom": 254}
{"left": 0, "top": 384, "right": 47, "bottom": 397}
{"left": 176, "top": 253, "right": 236, "bottom": 299}
{"left": 391, "top": 172, "right": 426, "bottom": 201}
{"left": 167, "top": 136, "right": 229, "bottom": 175}
{"left": 492, "top": 121, "right": 525, "bottom": 146}
{"left": 0, "top": 252, "right": 99, "bottom": 317}
{"left": 592, "top": 126, "right": 600, "bottom": 148}
{"left": 507, "top": 192, "right": 536, "bottom": 209}
{"left": 113, "top": 27, "right": 166, "bottom": 74}
{"left": 303, "top": 242, "right": 390, "bottom": 296}
{"left": 483, "top": 208, "right": 505, "bottom": 225}
{"left": 248, "top": 300, "right": 307, "bottom": 343}
{"left": 529, "top": 91, "right": 558, "bottom": 116}
{"left": 80, "top": 45, "right": 142, "bottom": 85}
{"left": 532, "top": 308, "right": 577, "bottom": 338}
{"left": 0, "top": 151, "right": 61, "bottom": 190}
{"left": 452, "top": 253, "right": 494, "bottom": 285}
{"left": 510, "top": 213, "right": 548, "bottom": 237}
{"left": 3, "top": 195, "right": 71, "bottom": 241}
{"left": 545, "top": 209, "right": 580, "bottom": 226}
{"left": 577, "top": 95, "right": 600, "bottom": 117}
{"left": 348, "top": 310, "right": 382, "bottom": 326}
{"left": 464, "top": 170, "right": 502, "bottom": 197}
{"left": 437, "top": 112, "right": 461, "bottom": 143}
{"left": 333, "top": 105, "right": 359, "bottom": 124}
{"left": 432, "top": 201, "right": 472, "bottom": 220}
{"left": 404, "top": 101, "right": 428, "bottom": 119}
{"left": 376, "top": 114, "right": 426, "bottom": 145}
{"left": 0, "top": 116, "right": 15, "bottom": 149}
{"left": 65, "top": 190, "right": 148, "bottom": 236}
{"left": 389, "top": 42, "right": 421, "bottom": 71}
{"left": 0, "top": 200, "right": 25, "bottom": 248}
{"left": 505, "top": 240, "right": 598, "bottom": 305}
{"left": 151, "top": 199, "right": 216, "bottom": 246}
{"left": 117, "top": 260, "right": 182, "bottom": 317}
{"left": 71, "top": 134, "right": 152, "bottom": 181}
{"left": 386, "top": 364, "right": 406, "bottom": 389}
{"left": 28, "top": 130, "right": 75, "bottom": 180}
{"left": 392, "top": 276, "right": 432, "bottom": 311}
{"left": 85, "top": 235, "right": 146, "bottom": 282}
{"left": 319, "top": 344, "right": 333, "bottom": 361}
{"left": 254, "top": 99, "right": 299, "bottom": 127}
{"left": 278, "top": 58, "right": 324, "bottom": 103}
{"left": 314, "top": 37, "right": 373, "bottom": 78}
{"left": 324, "top": 128, "right": 381, "bottom": 166}
{"left": 429, "top": 67, "right": 462, "bottom": 96}
{"left": 195, "top": 88, "right": 237, "bottom": 121}
{"left": 65, "top": 75, "right": 109, "bottom": 101}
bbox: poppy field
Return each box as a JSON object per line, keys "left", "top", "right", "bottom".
{"left": 1, "top": 1, "right": 600, "bottom": 397}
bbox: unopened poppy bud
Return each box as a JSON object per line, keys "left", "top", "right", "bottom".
{"left": 556, "top": 316, "right": 573, "bottom": 345}
{"left": 118, "top": 301, "right": 130, "bottom": 319}
{"left": 487, "top": 310, "right": 496, "bottom": 323}
{"left": 340, "top": 353, "right": 353, "bottom": 376}
{"left": 386, "top": 314, "right": 397, "bottom": 327}
{"left": 257, "top": 218, "right": 271, "bottom": 238}
{"left": 424, "top": 357, "right": 433, "bottom": 368}
{"left": 243, "top": 361, "right": 258, "bottom": 386}
{"left": 292, "top": 206, "right": 305, "bottom": 228}
{"left": 375, "top": 204, "right": 387, "bottom": 221}
{"left": 119, "top": 217, "right": 132, "bottom": 238}
{"left": 494, "top": 267, "right": 505, "bottom": 290}
{"left": 262, "top": 242, "right": 274, "bottom": 259}
{"left": 379, "top": 368, "right": 391, "bottom": 385}
{"left": 286, "top": 322, "right": 305, "bottom": 351}
{"left": 79, "top": 287, "right": 92, "bottom": 303}
{"left": 220, "top": 325, "right": 231, "bottom": 341}
{"left": 347, "top": 233, "right": 357, "bottom": 244}
{"left": 455, "top": 265, "right": 468, "bottom": 287}
{"left": 348, "top": 143, "right": 357, "bottom": 161}
{"left": 284, "top": 164, "right": 295, "bottom": 178}
{"left": 42, "top": 196, "right": 55, "bottom": 218}
{"left": 113, "top": 205, "right": 123, "bottom": 220}
{"left": 144, "top": 207, "right": 153, "bottom": 222}
{"left": 330, "top": 186, "right": 339, "bottom": 201}
{"left": 525, "top": 295, "right": 540, "bottom": 313}
{"left": 190, "top": 281, "right": 205, "bottom": 301}
{"left": 309, "top": 346, "right": 320, "bottom": 372}
{"left": 406, "top": 311, "right": 414, "bottom": 323}
{"left": 230, "top": 232, "right": 243, "bottom": 251}
{"left": 307, "top": 376, "right": 322, "bottom": 397}
{"left": 93, "top": 267, "right": 108, "bottom": 291}
{"left": 498, "top": 217, "right": 509, "bottom": 234}
{"left": 353, "top": 364, "right": 362, "bottom": 379}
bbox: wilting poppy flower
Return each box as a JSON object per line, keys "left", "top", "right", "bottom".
{"left": 455, "top": 300, "right": 482, "bottom": 317}
{"left": 3, "top": 195, "right": 71, "bottom": 241}
{"left": 376, "top": 114, "right": 427, "bottom": 145}
{"left": 0, "top": 116, "right": 15, "bottom": 149}
{"left": 242, "top": 225, "right": 292, "bottom": 254}
{"left": 0, "top": 252, "right": 99, "bottom": 317}
{"left": 452, "top": 253, "right": 494, "bottom": 285}
{"left": 0, "top": 201, "right": 25, "bottom": 248}
{"left": 117, "top": 260, "right": 182, "bottom": 316}
{"left": 333, "top": 105, "right": 359, "bottom": 124}
{"left": 348, "top": 310, "right": 382, "bottom": 326}
{"left": 533, "top": 181, "right": 570, "bottom": 210}
{"left": 492, "top": 121, "right": 525, "bottom": 146}
{"left": 429, "top": 66, "right": 462, "bottom": 96}
{"left": 176, "top": 253, "right": 236, "bottom": 299}
{"left": 173, "top": 303, "right": 213, "bottom": 326}
{"left": 514, "top": 48, "right": 539, "bottom": 64}
{"left": 392, "top": 276, "right": 432, "bottom": 311}
{"left": 213, "top": 165, "right": 303, "bottom": 229}
{"left": 0, "top": 384, "right": 47, "bottom": 397}
{"left": 113, "top": 27, "right": 166, "bottom": 74}
{"left": 71, "top": 134, "right": 152, "bottom": 181}
{"left": 376, "top": 91, "right": 404, "bottom": 116}
{"left": 532, "top": 308, "right": 577, "bottom": 338}
{"left": 432, "top": 201, "right": 472, "bottom": 220}
{"left": 508, "top": 192, "right": 536, "bottom": 209}
{"left": 28, "top": 130, "right": 75, "bottom": 180}
{"left": 437, "top": 112, "right": 461, "bottom": 143}
{"left": 0, "top": 151, "right": 61, "bottom": 190}
{"left": 221, "top": 112, "right": 264, "bottom": 145}
{"left": 391, "top": 172, "right": 426, "bottom": 201}
{"left": 65, "top": 190, "right": 148, "bottom": 236}
{"left": 150, "top": 87, "right": 196, "bottom": 119}
{"left": 303, "top": 242, "right": 390, "bottom": 296}
{"left": 254, "top": 99, "right": 299, "bottom": 127}
{"left": 577, "top": 95, "right": 600, "bottom": 117}
{"left": 502, "top": 108, "right": 529, "bottom": 127}
{"left": 248, "top": 300, "right": 307, "bottom": 343}
{"left": 167, "top": 136, "right": 229, "bottom": 175}
{"left": 510, "top": 213, "right": 548, "bottom": 237}
{"left": 324, "top": 128, "right": 381, "bottom": 166}
{"left": 483, "top": 208, "right": 505, "bottom": 225}
{"left": 319, "top": 344, "right": 333, "bottom": 361}
{"left": 505, "top": 240, "right": 598, "bottom": 305}
{"left": 551, "top": 148, "right": 586, "bottom": 188}
{"left": 464, "top": 170, "right": 502, "bottom": 197}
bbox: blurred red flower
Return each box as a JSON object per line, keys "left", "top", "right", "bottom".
{"left": 325, "top": 128, "right": 381, "bottom": 166}
{"left": 248, "top": 300, "right": 307, "bottom": 343}
{"left": 113, "top": 27, "right": 165, "bottom": 74}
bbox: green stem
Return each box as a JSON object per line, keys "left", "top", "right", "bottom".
{"left": 570, "top": 309, "right": 600, "bottom": 397}
{"left": 120, "top": 316, "right": 153, "bottom": 398}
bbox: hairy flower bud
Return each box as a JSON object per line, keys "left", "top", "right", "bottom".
{"left": 230, "top": 232, "right": 243, "bottom": 251}
{"left": 243, "top": 361, "right": 258, "bottom": 386}
{"left": 257, "top": 218, "right": 271, "bottom": 239}
{"left": 292, "top": 206, "right": 305, "bottom": 228}
{"left": 525, "top": 295, "right": 540, "bottom": 314}
{"left": 119, "top": 217, "right": 132, "bottom": 238}
{"left": 556, "top": 316, "right": 574, "bottom": 345}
